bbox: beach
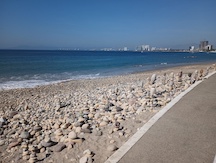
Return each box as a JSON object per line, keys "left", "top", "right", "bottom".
{"left": 0, "top": 63, "right": 215, "bottom": 163}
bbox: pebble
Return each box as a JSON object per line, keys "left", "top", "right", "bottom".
{"left": 68, "top": 131, "right": 77, "bottom": 139}
{"left": 55, "top": 129, "right": 63, "bottom": 136}
{"left": 0, "top": 128, "right": 3, "bottom": 135}
{"left": 79, "top": 156, "right": 88, "bottom": 163}
{"left": 135, "top": 120, "right": 142, "bottom": 123}
{"left": 22, "top": 155, "right": 30, "bottom": 160}
{"left": 99, "top": 121, "right": 107, "bottom": 127}
{"left": 81, "top": 124, "right": 89, "bottom": 129}
{"left": 40, "top": 147, "right": 46, "bottom": 153}
{"left": 81, "top": 128, "right": 91, "bottom": 133}
{"left": 19, "top": 131, "right": 30, "bottom": 139}
{"left": 150, "top": 87, "right": 156, "bottom": 97}
{"left": 109, "top": 140, "right": 115, "bottom": 144}
{"left": 29, "top": 154, "right": 37, "bottom": 163}
{"left": 125, "top": 129, "right": 132, "bottom": 134}
{"left": 119, "top": 131, "right": 124, "bottom": 136}
{"left": 116, "top": 106, "right": 123, "bottom": 112}
{"left": 150, "top": 74, "right": 157, "bottom": 84}
{"left": 136, "top": 107, "right": 143, "bottom": 114}
{"left": 70, "top": 138, "right": 83, "bottom": 144}
{"left": 33, "top": 125, "right": 42, "bottom": 131}
{"left": 107, "top": 144, "right": 118, "bottom": 151}
{"left": 50, "top": 142, "right": 66, "bottom": 152}
{"left": 94, "top": 130, "right": 102, "bottom": 136}
{"left": 0, "top": 117, "right": 7, "bottom": 124}
{"left": 41, "top": 139, "right": 57, "bottom": 147}
{"left": 128, "top": 98, "right": 136, "bottom": 106}
{"left": 75, "top": 127, "right": 82, "bottom": 133}
{"left": 83, "top": 149, "right": 91, "bottom": 156}
{"left": 66, "top": 143, "right": 73, "bottom": 149}
{"left": 8, "top": 141, "right": 20, "bottom": 149}
{"left": 0, "top": 139, "right": 5, "bottom": 146}
{"left": 54, "top": 123, "right": 60, "bottom": 129}
{"left": 9, "top": 111, "right": 18, "bottom": 118}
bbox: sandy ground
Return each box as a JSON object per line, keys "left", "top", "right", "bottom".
{"left": 0, "top": 63, "right": 215, "bottom": 163}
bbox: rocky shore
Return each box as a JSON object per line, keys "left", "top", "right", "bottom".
{"left": 0, "top": 63, "right": 215, "bottom": 163}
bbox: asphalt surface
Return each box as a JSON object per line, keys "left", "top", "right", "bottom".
{"left": 119, "top": 74, "right": 216, "bottom": 163}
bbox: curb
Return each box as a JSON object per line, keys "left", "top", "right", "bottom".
{"left": 105, "top": 71, "right": 216, "bottom": 163}
{"left": 213, "top": 155, "right": 216, "bottom": 163}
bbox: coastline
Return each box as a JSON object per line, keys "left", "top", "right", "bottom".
{"left": 0, "top": 63, "right": 215, "bottom": 163}
{"left": 1, "top": 61, "right": 216, "bottom": 92}
{"left": 1, "top": 50, "right": 216, "bottom": 91}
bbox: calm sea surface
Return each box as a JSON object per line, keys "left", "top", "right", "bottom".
{"left": 0, "top": 50, "right": 216, "bottom": 89}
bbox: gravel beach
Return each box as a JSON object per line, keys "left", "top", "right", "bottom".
{"left": 0, "top": 63, "right": 215, "bottom": 163}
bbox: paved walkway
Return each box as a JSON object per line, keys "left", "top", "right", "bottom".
{"left": 118, "top": 73, "right": 216, "bottom": 163}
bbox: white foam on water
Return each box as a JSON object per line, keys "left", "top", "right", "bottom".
{"left": 0, "top": 80, "right": 53, "bottom": 90}
{"left": 0, "top": 73, "right": 103, "bottom": 90}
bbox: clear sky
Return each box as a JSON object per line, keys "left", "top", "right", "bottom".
{"left": 0, "top": 0, "right": 216, "bottom": 50}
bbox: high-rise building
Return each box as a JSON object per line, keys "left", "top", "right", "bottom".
{"left": 206, "top": 45, "right": 213, "bottom": 51}
{"left": 141, "top": 45, "right": 150, "bottom": 51}
{"left": 189, "top": 46, "right": 195, "bottom": 51}
{"left": 199, "top": 41, "right": 209, "bottom": 51}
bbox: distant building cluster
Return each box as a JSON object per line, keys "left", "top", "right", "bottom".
{"left": 199, "top": 41, "right": 213, "bottom": 51}
{"left": 135, "top": 45, "right": 170, "bottom": 52}
{"left": 189, "top": 40, "right": 213, "bottom": 52}
{"left": 58, "top": 40, "right": 214, "bottom": 52}
{"left": 136, "top": 45, "right": 150, "bottom": 51}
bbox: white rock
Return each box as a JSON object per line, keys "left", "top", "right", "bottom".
{"left": 107, "top": 144, "right": 118, "bottom": 151}
{"left": 99, "top": 121, "right": 107, "bottom": 127}
{"left": 75, "top": 127, "right": 82, "bottom": 133}
{"left": 79, "top": 156, "right": 88, "bottom": 163}
{"left": 109, "top": 140, "right": 115, "bottom": 144}
{"left": 94, "top": 113, "right": 100, "bottom": 119}
{"left": 83, "top": 149, "right": 91, "bottom": 155}
{"left": 82, "top": 124, "right": 89, "bottom": 130}
{"left": 119, "top": 132, "right": 124, "bottom": 136}
{"left": 136, "top": 107, "right": 143, "bottom": 114}
{"left": 150, "top": 74, "right": 157, "bottom": 84}
{"left": 68, "top": 131, "right": 77, "bottom": 139}
{"left": 150, "top": 87, "right": 156, "bottom": 97}
{"left": 78, "top": 117, "right": 85, "bottom": 122}
{"left": 0, "top": 117, "right": 6, "bottom": 123}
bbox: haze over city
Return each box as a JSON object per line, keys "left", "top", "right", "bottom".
{"left": 0, "top": 0, "right": 216, "bottom": 50}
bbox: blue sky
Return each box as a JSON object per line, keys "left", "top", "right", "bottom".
{"left": 0, "top": 0, "right": 216, "bottom": 50}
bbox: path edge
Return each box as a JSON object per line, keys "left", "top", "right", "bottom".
{"left": 105, "top": 71, "right": 216, "bottom": 163}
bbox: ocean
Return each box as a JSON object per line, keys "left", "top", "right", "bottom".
{"left": 1, "top": 50, "right": 216, "bottom": 90}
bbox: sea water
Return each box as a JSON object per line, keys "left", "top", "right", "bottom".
{"left": 1, "top": 50, "right": 216, "bottom": 90}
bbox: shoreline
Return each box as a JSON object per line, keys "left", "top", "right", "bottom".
{"left": 0, "top": 63, "right": 215, "bottom": 163}
{"left": 1, "top": 61, "right": 215, "bottom": 92}
{"left": 0, "top": 61, "right": 215, "bottom": 92}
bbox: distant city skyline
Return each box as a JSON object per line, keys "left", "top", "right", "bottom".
{"left": 0, "top": 0, "right": 216, "bottom": 50}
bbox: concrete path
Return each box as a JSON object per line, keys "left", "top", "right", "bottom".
{"left": 118, "top": 74, "right": 216, "bottom": 163}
